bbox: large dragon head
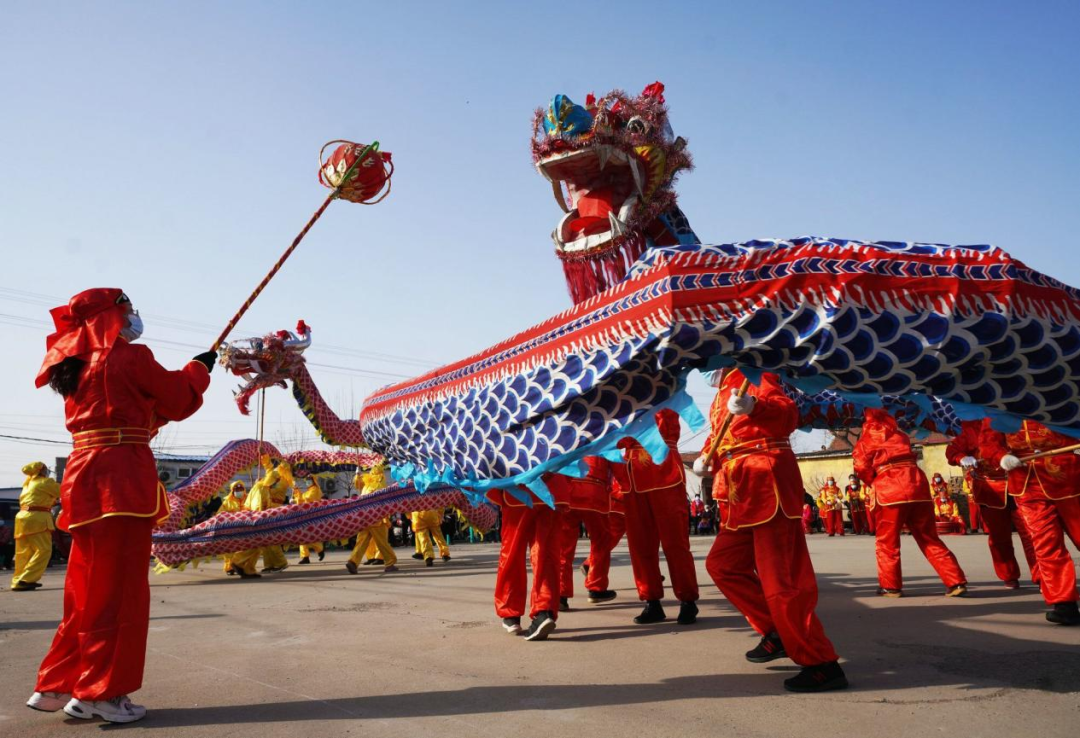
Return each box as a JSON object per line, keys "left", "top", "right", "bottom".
{"left": 531, "top": 82, "right": 696, "bottom": 304}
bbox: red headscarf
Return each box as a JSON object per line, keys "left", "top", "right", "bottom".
{"left": 35, "top": 288, "right": 129, "bottom": 388}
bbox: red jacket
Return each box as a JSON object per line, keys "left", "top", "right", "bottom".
{"left": 699, "top": 370, "right": 803, "bottom": 530}
{"left": 611, "top": 408, "right": 685, "bottom": 495}
{"left": 852, "top": 408, "right": 931, "bottom": 506}
{"left": 945, "top": 419, "right": 1008, "bottom": 508}
{"left": 543, "top": 456, "right": 613, "bottom": 513}
{"left": 59, "top": 340, "right": 210, "bottom": 530}
{"left": 980, "top": 419, "right": 1080, "bottom": 501}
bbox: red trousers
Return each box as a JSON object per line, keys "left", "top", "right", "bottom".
{"left": 559, "top": 510, "right": 616, "bottom": 596}
{"left": 37, "top": 516, "right": 154, "bottom": 700}
{"left": 583, "top": 513, "right": 626, "bottom": 587}
{"left": 850, "top": 509, "right": 866, "bottom": 535}
{"left": 874, "top": 502, "right": 966, "bottom": 591}
{"left": 968, "top": 502, "right": 982, "bottom": 533}
{"left": 826, "top": 510, "right": 845, "bottom": 536}
{"left": 707, "top": 515, "right": 838, "bottom": 667}
{"left": 979, "top": 501, "right": 1039, "bottom": 584}
{"left": 624, "top": 487, "right": 699, "bottom": 602}
{"left": 865, "top": 506, "right": 877, "bottom": 535}
{"left": 1016, "top": 495, "right": 1080, "bottom": 605}
{"left": 494, "top": 503, "right": 562, "bottom": 620}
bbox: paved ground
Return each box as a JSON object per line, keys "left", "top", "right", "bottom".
{"left": 2, "top": 533, "right": 1078, "bottom": 737}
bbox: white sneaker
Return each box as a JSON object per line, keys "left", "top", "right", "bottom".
{"left": 64, "top": 695, "right": 147, "bottom": 723}
{"left": 26, "top": 691, "right": 71, "bottom": 712}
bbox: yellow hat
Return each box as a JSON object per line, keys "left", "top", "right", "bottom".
{"left": 230, "top": 480, "right": 246, "bottom": 493}
{"left": 21, "top": 461, "right": 46, "bottom": 477}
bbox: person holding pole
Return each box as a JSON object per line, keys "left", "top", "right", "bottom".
{"left": 695, "top": 368, "right": 846, "bottom": 693}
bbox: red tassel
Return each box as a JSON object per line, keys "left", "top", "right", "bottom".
{"left": 560, "top": 235, "right": 646, "bottom": 304}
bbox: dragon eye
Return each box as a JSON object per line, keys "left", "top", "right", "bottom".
{"left": 626, "top": 116, "right": 651, "bottom": 135}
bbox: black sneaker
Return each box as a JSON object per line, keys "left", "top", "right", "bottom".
{"left": 345, "top": 561, "right": 359, "bottom": 575}
{"left": 363, "top": 559, "right": 376, "bottom": 566}
{"left": 588, "top": 589, "right": 617, "bottom": 604}
{"left": 318, "top": 550, "right": 325, "bottom": 561}
{"left": 236, "top": 569, "right": 262, "bottom": 579}
{"left": 580, "top": 562, "right": 590, "bottom": 578}
{"left": 226, "top": 569, "right": 236, "bottom": 576}
{"left": 746, "top": 632, "right": 787, "bottom": 663}
{"left": 371, "top": 559, "right": 384, "bottom": 566}
{"left": 298, "top": 557, "right": 310, "bottom": 565}
{"left": 677, "top": 601, "right": 698, "bottom": 625}
{"left": 442, "top": 555, "right": 451, "bottom": 562}
{"left": 524, "top": 611, "right": 557, "bottom": 641}
{"left": 502, "top": 617, "right": 523, "bottom": 635}
{"left": 1047, "top": 602, "right": 1080, "bottom": 626}
{"left": 412, "top": 553, "right": 425, "bottom": 560}
{"left": 783, "top": 661, "right": 849, "bottom": 693}
{"left": 633, "top": 600, "right": 666, "bottom": 624}
{"left": 426, "top": 558, "right": 434, "bottom": 567}
{"left": 560, "top": 597, "right": 570, "bottom": 611}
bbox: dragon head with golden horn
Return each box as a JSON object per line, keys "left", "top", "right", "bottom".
{"left": 532, "top": 81, "right": 698, "bottom": 304}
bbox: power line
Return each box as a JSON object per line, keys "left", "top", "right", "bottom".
{"left": 0, "top": 287, "right": 440, "bottom": 368}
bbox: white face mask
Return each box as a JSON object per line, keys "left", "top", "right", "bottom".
{"left": 121, "top": 310, "right": 144, "bottom": 341}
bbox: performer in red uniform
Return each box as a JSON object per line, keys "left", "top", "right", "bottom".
{"left": 552, "top": 457, "right": 618, "bottom": 607}
{"left": 695, "top": 369, "right": 846, "bottom": 693}
{"left": 845, "top": 475, "right": 867, "bottom": 534}
{"left": 611, "top": 408, "right": 699, "bottom": 626}
{"left": 489, "top": 487, "right": 564, "bottom": 640}
{"left": 945, "top": 419, "right": 1038, "bottom": 589}
{"left": 819, "top": 477, "right": 845, "bottom": 536}
{"left": 27, "top": 289, "right": 214, "bottom": 723}
{"left": 982, "top": 420, "right": 1080, "bottom": 625}
{"left": 932, "top": 474, "right": 966, "bottom": 535}
{"left": 853, "top": 408, "right": 967, "bottom": 598}
{"left": 580, "top": 492, "right": 626, "bottom": 599}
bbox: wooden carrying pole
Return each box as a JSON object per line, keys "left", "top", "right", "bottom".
{"left": 703, "top": 377, "right": 752, "bottom": 467}
{"left": 209, "top": 142, "right": 379, "bottom": 353}
{"left": 1017, "top": 443, "right": 1080, "bottom": 464}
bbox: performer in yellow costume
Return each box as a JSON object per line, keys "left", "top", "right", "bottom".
{"left": 10, "top": 462, "right": 60, "bottom": 591}
{"left": 412, "top": 507, "right": 450, "bottom": 566}
{"left": 217, "top": 481, "right": 247, "bottom": 575}
{"left": 346, "top": 466, "right": 398, "bottom": 573}
{"left": 232, "top": 457, "right": 293, "bottom": 576}
{"left": 294, "top": 477, "right": 325, "bottom": 564}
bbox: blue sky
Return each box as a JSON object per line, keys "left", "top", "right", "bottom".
{"left": 1, "top": 1, "right": 1078, "bottom": 485}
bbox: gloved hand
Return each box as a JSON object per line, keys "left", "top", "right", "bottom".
{"left": 692, "top": 455, "right": 709, "bottom": 475}
{"left": 1000, "top": 454, "right": 1023, "bottom": 471}
{"left": 193, "top": 351, "right": 218, "bottom": 372}
{"left": 727, "top": 389, "right": 756, "bottom": 416}
{"left": 960, "top": 456, "right": 978, "bottom": 468}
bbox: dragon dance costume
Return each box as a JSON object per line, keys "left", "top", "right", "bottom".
{"left": 982, "top": 420, "right": 1080, "bottom": 624}
{"left": 845, "top": 478, "right": 869, "bottom": 535}
{"left": 550, "top": 457, "right": 619, "bottom": 604}
{"left": 294, "top": 479, "right": 325, "bottom": 562}
{"left": 611, "top": 408, "right": 699, "bottom": 624}
{"left": 347, "top": 468, "right": 398, "bottom": 572}
{"left": 819, "top": 478, "right": 845, "bottom": 536}
{"left": 31, "top": 288, "right": 212, "bottom": 722}
{"left": 10, "top": 462, "right": 60, "bottom": 591}
{"left": 232, "top": 459, "right": 292, "bottom": 575}
{"left": 217, "top": 481, "right": 247, "bottom": 574}
{"left": 411, "top": 508, "right": 450, "bottom": 563}
{"left": 701, "top": 370, "right": 843, "bottom": 691}
{"left": 945, "top": 420, "right": 1038, "bottom": 588}
{"left": 931, "top": 474, "right": 965, "bottom": 534}
{"left": 853, "top": 408, "right": 966, "bottom": 597}
{"left": 489, "top": 487, "right": 564, "bottom": 638}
